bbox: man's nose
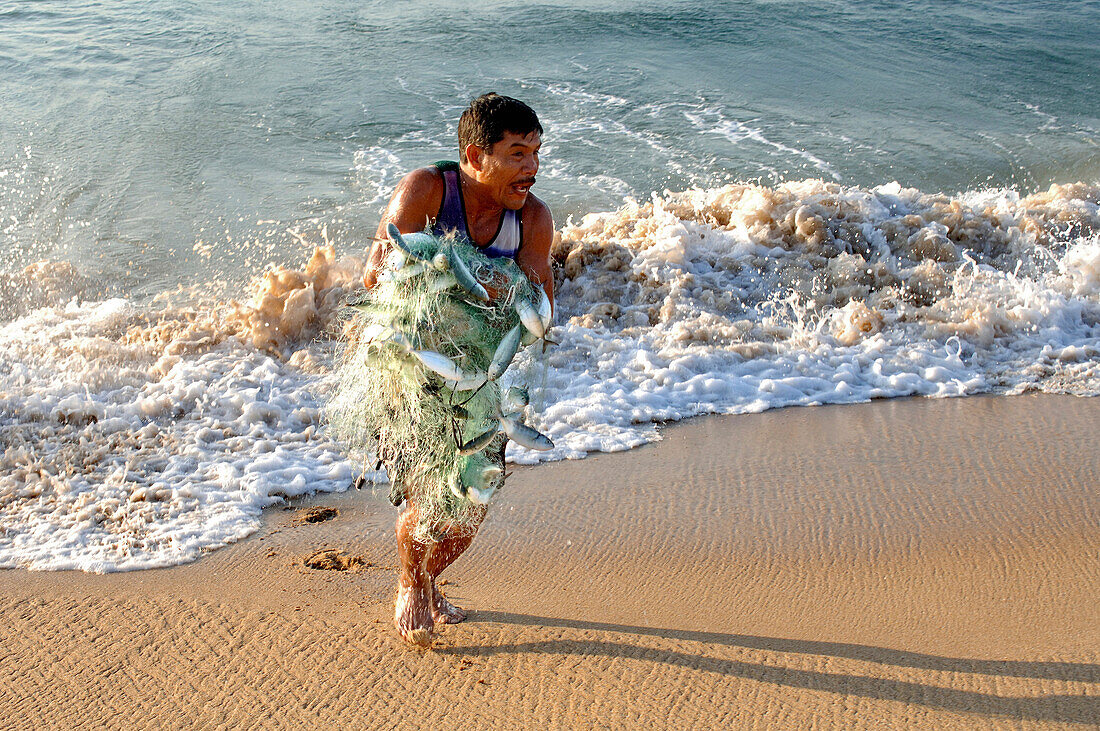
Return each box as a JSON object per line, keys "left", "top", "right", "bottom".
{"left": 522, "top": 154, "right": 538, "bottom": 174}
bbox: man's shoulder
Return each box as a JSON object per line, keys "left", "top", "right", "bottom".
{"left": 387, "top": 166, "right": 446, "bottom": 226}
{"left": 400, "top": 165, "right": 446, "bottom": 195}
{"left": 521, "top": 193, "right": 553, "bottom": 228}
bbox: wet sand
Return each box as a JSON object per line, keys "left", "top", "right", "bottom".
{"left": 1, "top": 394, "right": 1098, "bottom": 729}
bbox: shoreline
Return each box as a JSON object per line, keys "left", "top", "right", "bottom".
{"left": 2, "top": 393, "right": 1098, "bottom": 728}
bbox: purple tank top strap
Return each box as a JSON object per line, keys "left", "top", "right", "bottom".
{"left": 432, "top": 166, "right": 468, "bottom": 240}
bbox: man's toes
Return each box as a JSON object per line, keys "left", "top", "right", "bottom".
{"left": 442, "top": 603, "right": 467, "bottom": 623}
{"left": 433, "top": 594, "right": 467, "bottom": 623}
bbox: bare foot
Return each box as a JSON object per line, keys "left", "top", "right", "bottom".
{"left": 395, "top": 581, "right": 434, "bottom": 647}
{"left": 432, "top": 583, "right": 467, "bottom": 624}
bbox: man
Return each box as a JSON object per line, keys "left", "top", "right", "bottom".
{"left": 363, "top": 93, "right": 554, "bottom": 646}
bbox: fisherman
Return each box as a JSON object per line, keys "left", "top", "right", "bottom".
{"left": 363, "top": 93, "right": 554, "bottom": 645}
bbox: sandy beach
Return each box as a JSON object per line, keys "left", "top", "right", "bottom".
{"left": 1, "top": 393, "right": 1097, "bottom": 729}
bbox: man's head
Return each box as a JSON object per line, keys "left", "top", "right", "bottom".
{"left": 458, "top": 93, "right": 543, "bottom": 164}
{"left": 458, "top": 93, "right": 543, "bottom": 211}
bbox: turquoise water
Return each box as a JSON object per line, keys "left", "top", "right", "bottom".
{"left": 1, "top": 0, "right": 1097, "bottom": 301}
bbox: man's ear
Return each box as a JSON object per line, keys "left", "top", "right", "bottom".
{"left": 465, "top": 144, "right": 484, "bottom": 171}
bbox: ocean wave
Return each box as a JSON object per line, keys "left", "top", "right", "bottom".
{"left": 524, "top": 180, "right": 1099, "bottom": 459}
{"left": 1, "top": 179, "right": 1097, "bottom": 571}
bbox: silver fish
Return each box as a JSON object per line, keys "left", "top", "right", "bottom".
{"left": 480, "top": 465, "right": 503, "bottom": 487}
{"left": 488, "top": 324, "right": 522, "bottom": 381}
{"left": 465, "top": 466, "right": 502, "bottom": 505}
{"left": 358, "top": 323, "right": 413, "bottom": 352}
{"left": 427, "top": 271, "right": 458, "bottom": 293}
{"left": 452, "top": 371, "right": 488, "bottom": 391}
{"left": 378, "top": 261, "right": 427, "bottom": 283}
{"left": 448, "top": 475, "right": 468, "bottom": 500}
{"left": 432, "top": 250, "right": 451, "bottom": 272}
{"left": 536, "top": 286, "right": 553, "bottom": 330}
{"left": 358, "top": 323, "right": 413, "bottom": 353}
{"left": 411, "top": 349, "right": 464, "bottom": 381}
{"left": 399, "top": 231, "right": 439, "bottom": 249}
{"left": 459, "top": 460, "right": 503, "bottom": 505}
{"left": 384, "top": 249, "right": 410, "bottom": 270}
{"left": 446, "top": 245, "right": 490, "bottom": 301}
{"left": 386, "top": 223, "right": 429, "bottom": 262}
{"left": 501, "top": 386, "right": 529, "bottom": 413}
{"left": 515, "top": 297, "right": 545, "bottom": 339}
{"left": 390, "top": 331, "right": 414, "bottom": 352}
{"left": 458, "top": 424, "right": 499, "bottom": 456}
{"left": 358, "top": 322, "right": 392, "bottom": 344}
{"left": 498, "top": 413, "right": 554, "bottom": 451}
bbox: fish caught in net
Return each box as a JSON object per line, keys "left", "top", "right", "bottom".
{"left": 328, "top": 225, "right": 554, "bottom": 541}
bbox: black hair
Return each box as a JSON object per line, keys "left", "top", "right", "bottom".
{"left": 457, "top": 93, "right": 543, "bottom": 163}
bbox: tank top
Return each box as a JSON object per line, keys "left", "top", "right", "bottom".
{"left": 430, "top": 161, "right": 522, "bottom": 260}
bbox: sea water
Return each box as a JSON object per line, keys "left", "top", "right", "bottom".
{"left": 1, "top": 0, "right": 1097, "bottom": 570}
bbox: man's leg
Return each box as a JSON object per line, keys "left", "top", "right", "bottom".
{"left": 394, "top": 504, "right": 434, "bottom": 646}
{"left": 426, "top": 447, "right": 502, "bottom": 623}
{"left": 424, "top": 509, "right": 485, "bottom": 624}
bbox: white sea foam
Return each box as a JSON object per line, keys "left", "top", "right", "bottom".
{"left": 1, "top": 180, "right": 1097, "bottom": 571}
{"left": 510, "top": 180, "right": 1099, "bottom": 464}
{"left": 0, "top": 244, "right": 378, "bottom": 572}
{"left": 0, "top": 304, "right": 356, "bottom": 572}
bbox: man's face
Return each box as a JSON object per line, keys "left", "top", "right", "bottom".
{"left": 476, "top": 130, "right": 541, "bottom": 210}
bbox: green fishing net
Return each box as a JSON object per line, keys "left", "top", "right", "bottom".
{"left": 328, "top": 230, "right": 545, "bottom": 541}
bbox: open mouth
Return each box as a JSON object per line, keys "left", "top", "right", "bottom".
{"left": 511, "top": 179, "right": 535, "bottom": 196}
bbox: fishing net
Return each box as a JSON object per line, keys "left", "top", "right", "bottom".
{"left": 328, "top": 230, "right": 546, "bottom": 542}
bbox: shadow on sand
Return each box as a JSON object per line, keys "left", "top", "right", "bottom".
{"left": 437, "top": 611, "right": 1099, "bottom": 725}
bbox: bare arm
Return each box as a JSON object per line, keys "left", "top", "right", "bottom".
{"left": 363, "top": 168, "right": 444, "bottom": 289}
{"left": 517, "top": 194, "right": 555, "bottom": 313}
